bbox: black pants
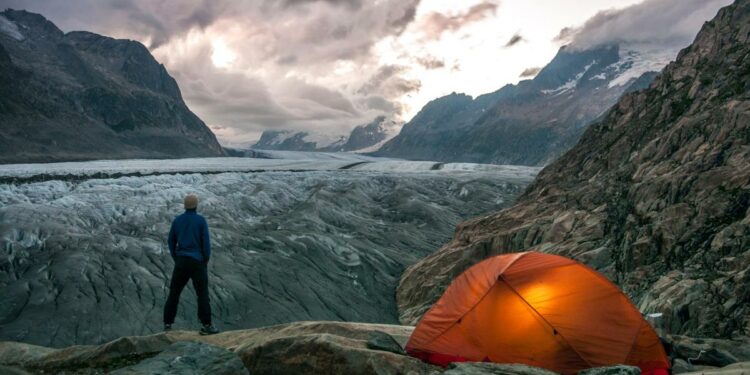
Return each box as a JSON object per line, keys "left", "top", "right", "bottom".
{"left": 163, "top": 256, "right": 211, "bottom": 325}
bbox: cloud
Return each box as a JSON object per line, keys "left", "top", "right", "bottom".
{"left": 557, "top": 0, "right": 733, "bottom": 50}
{"left": 415, "top": 55, "right": 445, "bottom": 69}
{"left": 419, "top": 1, "right": 499, "bottom": 40}
{"left": 519, "top": 67, "right": 541, "bottom": 78}
{"left": 358, "top": 65, "right": 421, "bottom": 100}
{"left": 503, "top": 32, "right": 523, "bottom": 48}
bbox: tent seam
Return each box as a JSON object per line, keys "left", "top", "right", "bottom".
{"left": 499, "top": 275, "right": 595, "bottom": 369}
{"left": 417, "top": 251, "right": 532, "bottom": 348}
{"left": 622, "top": 318, "right": 645, "bottom": 365}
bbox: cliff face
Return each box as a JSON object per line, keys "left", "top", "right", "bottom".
{"left": 0, "top": 10, "right": 225, "bottom": 163}
{"left": 397, "top": 0, "right": 750, "bottom": 339}
{"left": 376, "top": 44, "right": 662, "bottom": 166}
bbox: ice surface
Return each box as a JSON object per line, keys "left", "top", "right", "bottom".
{"left": 0, "top": 158, "right": 539, "bottom": 347}
{"left": 0, "top": 153, "right": 538, "bottom": 182}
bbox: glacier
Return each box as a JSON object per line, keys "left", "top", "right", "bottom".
{"left": 0, "top": 155, "right": 538, "bottom": 347}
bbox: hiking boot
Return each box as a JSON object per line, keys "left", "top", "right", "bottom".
{"left": 200, "top": 324, "right": 219, "bottom": 335}
{"left": 164, "top": 324, "right": 172, "bottom": 332}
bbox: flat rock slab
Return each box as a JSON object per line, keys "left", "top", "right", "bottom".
{"left": 679, "top": 362, "right": 750, "bottom": 375}
{"left": 0, "top": 321, "right": 435, "bottom": 374}
{"left": 366, "top": 330, "right": 406, "bottom": 355}
{"left": 443, "top": 363, "right": 560, "bottom": 375}
{"left": 111, "top": 341, "right": 247, "bottom": 375}
{"left": 578, "top": 365, "right": 641, "bottom": 375}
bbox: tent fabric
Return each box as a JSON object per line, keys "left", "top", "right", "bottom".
{"left": 406, "top": 251, "right": 670, "bottom": 375}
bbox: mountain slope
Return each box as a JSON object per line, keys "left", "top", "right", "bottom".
{"left": 376, "top": 44, "right": 668, "bottom": 166}
{"left": 0, "top": 10, "right": 224, "bottom": 163}
{"left": 397, "top": 0, "right": 750, "bottom": 339}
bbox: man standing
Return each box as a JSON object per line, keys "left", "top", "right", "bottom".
{"left": 163, "top": 194, "right": 219, "bottom": 335}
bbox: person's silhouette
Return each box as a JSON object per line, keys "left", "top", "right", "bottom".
{"left": 163, "top": 194, "right": 219, "bottom": 335}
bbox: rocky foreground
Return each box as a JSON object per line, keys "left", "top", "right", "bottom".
{"left": 0, "top": 321, "right": 748, "bottom": 375}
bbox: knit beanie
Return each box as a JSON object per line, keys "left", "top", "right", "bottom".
{"left": 184, "top": 194, "right": 198, "bottom": 210}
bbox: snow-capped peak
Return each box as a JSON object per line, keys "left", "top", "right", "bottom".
{"left": 607, "top": 43, "right": 678, "bottom": 88}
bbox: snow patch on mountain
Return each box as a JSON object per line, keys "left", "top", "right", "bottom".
{"left": 608, "top": 43, "right": 678, "bottom": 88}
{"left": 0, "top": 15, "right": 23, "bottom": 41}
{"left": 353, "top": 120, "right": 402, "bottom": 153}
{"left": 541, "top": 60, "right": 597, "bottom": 96}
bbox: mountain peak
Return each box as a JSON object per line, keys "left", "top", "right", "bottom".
{"left": 1, "top": 9, "right": 63, "bottom": 39}
{"left": 0, "top": 9, "right": 223, "bottom": 163}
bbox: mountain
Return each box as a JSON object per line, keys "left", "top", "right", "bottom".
{"left": 376, "top": 43, "right": 671, "bottom": 166}
{"left": 397, "top": 0, "right": 749, "bottom": 340}
{"left": 0, "top": 9, "right": 225, "bottom": 164}
{"left": 252, "top": 116, "right": 401, "bottom": 152}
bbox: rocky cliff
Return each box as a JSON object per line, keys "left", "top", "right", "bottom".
{"left": 0, "top": 10, "right": 225, "bottom": 163}
{"left": 376, "top": 43, "right": 665, "bottom": 166}
{"left": 397, "top": 0, "right": 750, "bottom": 340}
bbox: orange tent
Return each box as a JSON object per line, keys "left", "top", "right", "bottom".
{"left": 406, "top": 251, "right": 670, "bottom": 375}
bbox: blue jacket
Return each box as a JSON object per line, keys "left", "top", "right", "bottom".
{"left": 168, "top": 209, "right": 211, "bottom": 263}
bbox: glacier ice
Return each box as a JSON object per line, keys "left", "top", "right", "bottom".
{"left": 0, "top": 164, "right": 537, "bottom": 347}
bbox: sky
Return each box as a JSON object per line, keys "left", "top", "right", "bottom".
{"left": 0, "top": 0, "right": 733, "bottom": 146}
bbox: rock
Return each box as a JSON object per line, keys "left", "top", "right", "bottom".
{"left": 111, "top": 342, "right": 247, "bottom": 375}
{"left": 578, "top": 365, "right": 641, "bottom": 375}
{"left": 366, "top": 330, "right": 406, "bottom": 355}
{"left": 396, "top": 0, "right": 750, "bottom": 340}
{"left": 443, "top": 362, "right": 559, "bottom": 375}
{"left": 0, "top": 341, "right": 55, "bottom": 367}
{"left": 672, "top": 359, "right": 718, "bottom": 374}
{"left": 669, "top": 336, "right": 750, "bottom": 367}
{"left": 229, "top": 322, "right": 438, "bottom": 374}
{"left": 0, "top": 321, "right": 439, "bottom": 375}
{"left": 680, "top": 362, "right": 750, "bottom": 375}
{"left": 0, "top": 365, "right": 32, "bottom": 375}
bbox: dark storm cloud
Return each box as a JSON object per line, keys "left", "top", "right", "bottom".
{"left": 358, "top": 65, "right": 406, "bottom": 95}
{"left": 415, "top": 56, "right": 445, "bottom": 70}
{"left": 519, "top": 67, "right": 541, "bottom": 78}
{"left": 556, "top": 0, "right": 733, "bottom": 50}
{"left": 420, "top": 1, "right": 499, "bottom": 40}
{"left": 276, "top": 54, "right": 298, "bottom": 65}
{"left": 504, "top": 33, "right": 523, "bottom": 48}
{"left": 281, "top": 0, "right": 363, "bottom": 10}
{"left": 357, "top": 65, "right": 421, "bottom": 107}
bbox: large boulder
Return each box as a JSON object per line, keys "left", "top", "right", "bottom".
{"left": 0, "top": 321, "right": 439, "bottom": 374}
